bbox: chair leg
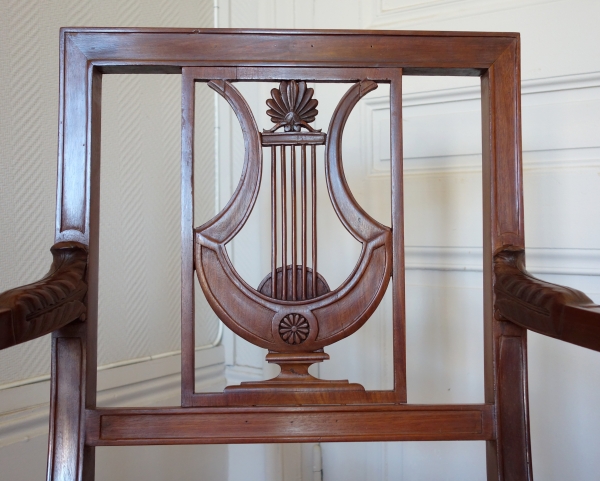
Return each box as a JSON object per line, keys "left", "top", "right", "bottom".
{"left": 486, "top": 321, "right": 533, "bottom": 481}
{"left": 47, "top": 330, "right": 95, "bottom": 481}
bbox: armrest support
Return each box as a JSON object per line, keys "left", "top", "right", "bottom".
{"left": 494, "top": 248, "right": 600, "bottom": 352}
{"left": 0, "top": 242, "right": 88, "bottom": 350}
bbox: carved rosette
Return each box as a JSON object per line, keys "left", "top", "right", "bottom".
{"left": 265, "top": 80, "right": 320, "bottom": 133}
{"left": 279, "top": 313, "right": 310, "bottom": 344}
{"left": 196, "top": 79, "right": 392, "bottom": 354}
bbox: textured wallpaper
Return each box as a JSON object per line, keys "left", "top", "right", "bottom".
{"left": 0, "top": 0, "right": 218, "bottom": 385}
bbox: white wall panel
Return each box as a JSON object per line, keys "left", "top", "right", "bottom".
{"left": 0, "top": 0, "right": 217, "bottom": 384}
{"left": 220, "top": 1, "right": 600, "bottom": 480}
{"left": 0, "top": 347, "right": 228, "bottom": 480}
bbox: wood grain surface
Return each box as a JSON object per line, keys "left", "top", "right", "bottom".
{"left": 2, "top": 27, "right": 598, "bottom": 481}
{"left": 85, "top": 404, "right": 494, "bottom": 445}
{"left": 495, "top": 248, "right": 600, "bottom": 352}
{"left": 0, "top": 242, "right": 88, "bottom": 350}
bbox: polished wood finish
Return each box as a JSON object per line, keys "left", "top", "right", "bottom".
{"left": 193, "top": 73, "right": 394, "bottom": 406}
{"left": 495, "top": 248, "right": 600, "bottom": 352}
{"left": 257, "top": 266, "right": 330, "bottom": 301}
{"left": 389, "top": 73, "right": 408, "bottom": 402}
{"left": 301, "top": 145, "right": 307, "bottom": 300}
{"left": 0, "top": 242, "right": 88, "bottom": 350}
{"left": 85, "top": 404, "right": 494, "bottom": 445}
{"left": 271, "top": 146, "right": 278, "bottom": 299}
{"left": 481, "top": 40, "right": 533, "bottom": 480}
{"left": 54, "top": 30, "right": 515, "bottom": 246}
{"left": 180, "top": 67, "right": 196, "bottom": 407}
{"left": 311, "top": 145, "right": 317, "bottom": 298}
{"left": 223, "top": 359, "right": 370, "bottom": 406}
{"left": 0, "top": 27, "right": 597, "bottom": 481}
{"left": 47, "top": 335, "right": 90, "bottom": 481}
{"left": 261, "top": 131, "right": 326, "bottom": 146}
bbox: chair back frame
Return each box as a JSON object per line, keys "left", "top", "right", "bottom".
{"left": 49, "top": 28, "right": 529, "bottom": 481}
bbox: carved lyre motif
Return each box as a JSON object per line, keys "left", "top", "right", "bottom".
{"left": 195, "top": 79, "right": 392, "bottom": 404}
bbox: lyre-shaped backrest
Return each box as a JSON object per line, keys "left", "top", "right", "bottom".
{"left": 192, "top": 74, "right": 394, "bottom": 406}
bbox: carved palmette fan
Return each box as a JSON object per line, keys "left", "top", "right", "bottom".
{"left": 195, "top": 79, "right": 391, "bottom": 405}
{"left": 264, "top": 80, "right": 321, "bottom": 133}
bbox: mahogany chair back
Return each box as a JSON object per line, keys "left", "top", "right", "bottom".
{"left": 2, "top": 28, "right": 600, "bottom": 481}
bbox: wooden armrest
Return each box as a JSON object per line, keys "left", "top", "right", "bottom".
{"left": 0, "top": 242, "right": 88, "bottom": 350}
{"left": 494, "top": 248, "right": 600, "bottom": 352}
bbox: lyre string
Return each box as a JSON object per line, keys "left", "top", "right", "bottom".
{"left": 311, "top": 145, "right": 317, "bottom": 298}
{"left": 270, "top": 144, "right": 318, "bottom": 300}
{"left": 301, "top": 145, "right": 307, "bottom": 301}
{"left": 270, "top": 146, "right": 277, "bottom": 299}
{"left": 280, "top": 145, "right": 287, "bottom": 301}
{"left": 291, "top": 146, "right": 297, "bottom": 301}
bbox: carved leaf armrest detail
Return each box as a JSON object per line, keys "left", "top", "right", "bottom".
{"left": 0, "top": 242, "right": 88, "bottom": 350}
{"left": 494, "top": 248, "right": 600, "bottom": 352}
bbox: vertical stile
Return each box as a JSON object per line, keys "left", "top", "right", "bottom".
{"left": 291, "top": 146, "right": 297, "bottom": 300}
{"left": 271, "top": 146, "right": 278, "bottom": 299}
{"left": 180, "top": 69, "right": 195, "bottom": 405}
{"left": 301, "top": 145, "right": 307, "bottom": 300}
{"left": 281, "top": 145, "right": 287, "bottom": 300}
{"left": 390, "top": 72, "right": 407, "bottom": 403}
{"left": 311, "top": 145, "right": 317, "bottom": 298}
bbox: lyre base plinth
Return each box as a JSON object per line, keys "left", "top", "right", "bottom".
{"left": 223, "top": 351, "right": 367, "bottom": 405}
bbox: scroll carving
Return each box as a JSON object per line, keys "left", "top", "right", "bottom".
{"left": 494, "top": 248, "right": 600, "bottom": 351}
{"left": 0, "top": 242, "right": 88, "bottom": 350}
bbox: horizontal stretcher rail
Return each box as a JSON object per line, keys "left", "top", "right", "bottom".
{"left": 86, "top": 403, "right": 494, "bottom": 445}
{"left": 66, "top": 29, "right": 515, "bottom": 75}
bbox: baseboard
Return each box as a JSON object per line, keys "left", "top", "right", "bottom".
{"left": 0, "top": 345, "right": 226, "bottom": 448}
